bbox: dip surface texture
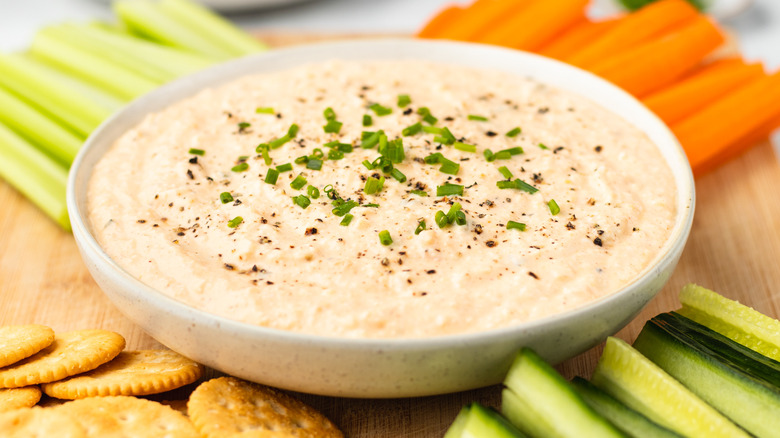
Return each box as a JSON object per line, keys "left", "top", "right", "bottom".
{"left": 88, "top": 60, "right": 677, "bottom": 338}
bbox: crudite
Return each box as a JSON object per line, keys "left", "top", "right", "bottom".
{"left": 88, "top": 60, "right": 677, "bottom": 338}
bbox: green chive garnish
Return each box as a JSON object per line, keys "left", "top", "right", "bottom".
{"left": 363, "top": 114, "right": 373, "bottom": 127}
{"left": 257, "top": 144, "right": 272, "bottom": 165}
{"left": 327, "top": 149, "right": 344, "bottom": 160}
{"left": 323, "top": 107, "right": 336, "bottom": 121}
{"left": 507, "top": 221, "right": 526, "bottom": 231}
{"left": 364, "top": 176, "right": 385, "bottom": 195}
{"left": 294, "top": 155, "right": 308, "bottom": 165}
{"left": 306, "top": 159, "right": 323, "bottom": 171}
{"left": 548, "top": 199, "right": 560, "bottom": 215}
{"left": 362, "top": 160, "right": 373, "bottom": 170}
{"left": 496, "top": 179, "right": 538, "bottom": 194}
{"left": 493, "top": 150, "right": 512, "bottom": 160}
{"left": 325, "top": 141, "right": 353, "bottom": 153}
{"left": 276, "top": 163, "right": 293, "bottom": 172}
{"left": 311, "top": 148, "right": 324, "bottom": 159}
{"left": 468, "top": 114, "right": 488, "bottom": 121}
{"left": 364, "top": 203, "right": 380, "bottom": 208}
{"left": 264, "top": 168, "right": 279, "bottom": 184}
{"left": 188, "top": 148, "right": 205, "bottom": 156}
{"left": 370, "top": 103, "right": 392, "bottom": 116}
{"left": 397, "top": 94, "right": 411, "bottom": 107}
{"left": 415, "top": 219, "right": 426, "bottom": 235}
{"left": 502, "top": 147, "right": 524, "bottom": 156}
{"left": 227, "top": 216, "right": 243, "bottom": 228}
{"left": 538, "top": 143, "right": 549, "bottom": 150}
{"left": 256, "top": 107, "right": 274, "bottom": 114}
{"left": 437, "top": 183, "right": 464, "bottom": 197}
{"left": 498, "top": 166, "right": 513, "bottom": 179}
{"left": 484, "top": 149, "right": 495, "bottom": 162}
{"left": 417, "top": 107, "right": 438, "bottom": 125}
{"left": 268, "top": 135, "right": 291, "bottom": 149}
{"left": 439, "top": 159, "right": 460, "bottom": 175}
{"left": 323, "top": 119, "right": 342, "bottom": 134}
{"left": 237, "top": 121, "right": 251, "bottom": 131}
{"left": 231, "top": 162, "right": 249, "bottom": 172}
{"left": 441, "top": 127, "right": 456, "bottom": 145}
{"left": 410, "top": 190, "right": 428, "bottom": 196}
{"left": 290, "top": 174, "right": 307, "bottom": 190}
{"left": 446, "top": 202, "right": 462, "bottom": 223}
{"left": 422, "top": 126, "right": 443, "bottom": 135}
{"left": 402, "top": 122, "right": 422, "bottom": 136}
{"left": 361, "top": 130, "right": 382, "bottom": 149}
{"left": 219, "top": 192, "right": 234, "bottom": 204}
{"left": 424, "top": 152, "right": 442, "bottom": 164}
{"left": 435, "top": 211, "right": 449, "bottom": 228}
{"left": 453, "top": 142, "right": 477, "bottom": 153}
{"left": 506, "top": 127, "right": 522, "bottom": 137}
{"left": 332, "top": 200, "right": 358, "bottom": 216}
{"left": 379, "top": 230, "right": 393, "bottom": 246}
{"left": 307, "top": 185, "right": 320, "bottom": 199}
{"left": 340, "top": 214, "right": 354, "bottom": 226}
{"left": 292, "top": 194, "right": 311, "bottom": 209}
{"left": 288, "top": 124, "right": 299, "bottom": 138}
{"left": 391, "top": 168, "right": 407, "bottom": 183}
{"left": 455, "top": 210, "right": 466, "bottom": 225}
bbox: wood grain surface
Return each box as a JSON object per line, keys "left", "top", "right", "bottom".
{"left": 1, "top": 33, "right": 780, "bottom": 437}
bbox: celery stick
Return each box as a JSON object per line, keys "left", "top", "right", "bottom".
{"left": 158, "top": 0, "right": 268, "bottom": 56}
{"left": 114, "top": 0, "right": 234, "bottom": 60}
{"left": 0, "top": 86, "right": 82, "bottom": 165}
{"left": 0, "top": 122, "right": 70, "bottom": 230}
{"left": 29, "top": 31, "right": 161, "bottom": 101}
{"left": 0, "top": 52, "right": 112, "bottom": 137}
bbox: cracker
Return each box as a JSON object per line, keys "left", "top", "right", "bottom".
{"left": 187, "top": 377, "right": 343, "bottom": 438}
{"left": 0, "top": 386, "right": 42, "bottom": 412}
{"left": 0, "top": 406, "right": 86, "bottom": 437}
{"left": 0, "top": 325, "right": 55, "bottom": 368}
{"left": 55, "top": 395, "right": 200, "bottom": 437}
{"left": 42, "top": 350, "right": 203, "bottom": 399}
{"left": 0, "top": 330, "right": 125, "bottom": 388}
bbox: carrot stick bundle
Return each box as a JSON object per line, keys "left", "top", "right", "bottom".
{"left": 432, "top": 0, "right": 534, "bottom": 41}
{"left": 588, "top": 16, "right": 725, "bottom": 98}
{"left": 565, "top": 0, "right": 700, "bottom": 68}
{"left": 417, "top": 5, "right": 464, "bottom": 39}
{"left": 536, "top": 17, "right": 622, "bottom": 60}
{"left": 643, "top": 62, "right": 765, "bottom": 125}
{"left": 477, "top": 0, "right": 589, "bottom": 51}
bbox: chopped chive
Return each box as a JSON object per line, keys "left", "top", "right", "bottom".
{"left": 439, "top": 158, "right": 460, "bottom": 175}
{"left": 311, "top": 148, "right": 324, "bottom": 159}
{"left": 306, "top": 159, "right": 323, "bottom": 171}
{"left": 362, "top": 160, "right": 373, "bottom": 170}
{"left": 548, "top": 199, "right": 560, "bottom": 215}
{"left": 369, "top": 103, "right": 392, "bottom": 116}
{"left": 257, "top": 144, "right": 272, "bottom": 165}
{"left": 410, "top": 190, "right": 428, "bottom": 196}
{"left": 340, "top": 214, "right": 354, "bottom": 226}
{"left": 307, "top": 185, "right": 320, "bottom": 199}
{"left": 237, "top": 121, "right": 251, "bottom": 131}
{"left": 323, "top": 107, "right": 336, "bottom": 121}
{"left": 507, "top": 221, "right": 526, "bottom": 231}
{"left": 323, "top": 119, "right": 342, "bottom": 134}
{"left": 455, "top": 210, "right": 467, "bottom": 226}
{"left": 435, "top": 210, "right": 449, "bottom": 228}
{"left": 290, "top": 174, "right": 307, "bottom": 190}
{"left": 325, "top": 141, "right": 352, "bottom": 152}
{"left": 453, "top": 142, "right": 477, "bottom": 153}
{"left": 397, "top": 94, "right": 411, "bottom": 107}
{"left": 436, "top": 183, "right": 464, "bottom": 197}
{"left": 276, "top": 163, "right": 293, "bottom": 172}
{"left": 188, "top": 148, "right": 205, "bottom": 156}
{"left": 422, "top": 125, "right": 443, "bottom": 135}
{"left": 288, "top": 124, "right": 299, "bottom": 138}
{"left": 227, "top": 216, "right": 243, "bottom": 228}
{"left": 327, "top": 149, "right": 344, "bottom": 160}
{"left": 468, "top": 114, "right": 488, "bottom": 121}
{"left": 364, "top": 176, "right": 385, "bottom": 195}
{"left": 424, "top": 152, "right": 442, "bottom": 164}
{"left": 538, "top": 143, "right": 549, "bottom": 150}
{"left": 380, "top": 138, "right": 405, "bottom": 163}
{"left": 391, "top": 168, "right": 407, "bottom": 183}
{"left": 484, "top": 149, "right": 495, "bottom": 162}
{"left": 506, "top": 127, "right": 522, "bottom": 137}
{"left": 332, "top": 200, "right": 358, "bottom": 216}
{"left": 361, "top": 130, "right": 382, "bottom": 149}
{"left": 433, "top": 135, "right": 448, "bottom": 144}
{"left": 292, "top": 194, "right": 311, "bottom": 209}
{"left": 238, "top": 155, "right": 249, "bottom": 162}
{"left": 423, "top": 113, "right": 438, "bottom": 125}
{"left": 268, "top": 135, "right": 291, "bottom": 149}
{"left": 363, "top": 114, "right": 373, "bottom": 127}
{"left": 441, "top": 127, "right": 456, "bottom": 144}
{"left": 264, "top": 168, "right": 279, "bottom": 184}
{"left": 256, "top": 107, "right": 274, "bottom": 114}
{"left": 294, "top": 155, "right": 308, "bottom": 165}
{"left": 379, "top": 230, "right": 393, "bottom": 246}
{"left": 502, "top": 147, "right": 524, "bottom": 156}
{"left": 415, "top": 219, "right": 427, "bottom": 235}
{"left": 371, "top": 156, "right": 394, "bottom": 173}
{"left": 402, "top": 122, "right": 423, "bottom": 136}
{"left": 446, "top": 202, "right": 462, "bottom": 223}
{"left": 364, "top": 203, "right": 380, "bottom": 208}
{"left": 219, "top": 192, "right": 234, "bottom": 204}
{"left": 498, "top": 166, "right": 513, "bottom": 179}
{"left": 231, "top": 162, "right": 249, "bottom": 172}
{"left": 493, "top": 150, "right": 512, "bottom": 160}
{"left": 496, "top": 179, "right": 538, "bottom": 194}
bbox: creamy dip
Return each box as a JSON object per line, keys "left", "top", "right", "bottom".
{"left": 88, "top": 60, "right": 677, "bottom": 338}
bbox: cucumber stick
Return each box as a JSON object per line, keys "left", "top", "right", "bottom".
{"left": 570, "top": 377, "right": 682, "bottom": 438}
{"left": 592, "top": 337, "right": 749, "bottom": 438}
{"left": 502, "top": 348, "right": 625, "bottom": 438}
{"left": 678, "top": 284, "right": 780, "bottom": 361}
{"left": 634, "top": 313, "right": 780, "bottom": 438}
{"left": 444, "top": 403, "right": 526, "bottom": 438}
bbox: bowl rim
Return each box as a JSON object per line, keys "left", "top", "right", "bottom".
{"left": 67, "top": 37, "right": 695, "bottom": 349}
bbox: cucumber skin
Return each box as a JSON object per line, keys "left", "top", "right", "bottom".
{"left": 445, "top": 403, "right": 526, "bottom": 438}
{"left": 571, "top": 377, "right": 683, "bottom": 438}
{"left": 635, "top": 314, "right": 780, "bottom": 438}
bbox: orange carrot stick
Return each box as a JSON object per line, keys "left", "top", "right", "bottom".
{"left": 671, "top": 71, "right": 780, "bottom": 175}
{"left": 643, "top": 62, "right": 765, "bottom": 125}
{"left": 477, "top": 0, "right": 589, "bottom": 51}
{"left": 589, "top": 16, "right": 725, "bottom": 98}
{"left": 434, "top": 0, "right": 534, "bottom": 42}
{"left": 565, "top": 0, "right": 700, "bottom": 69}
{"left": 417, "top": 5, "right": 464, "bottom": 39}
{"left": 536, "top": 17, "right": 622, "bottom": 60}
{"left": 680, "top": 57, "right": 745, "bottom": 80}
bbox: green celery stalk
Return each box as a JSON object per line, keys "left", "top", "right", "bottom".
{"left": 0, "top": 86, "right": 82, "bottom": 165}
{"left": 0, "top": 52, "right": 113, "bottom": 137}
{"left": 29, "top": 31, "right": 161, "bottom": 101}
{"left": 158, "top": 0, "right": 268, "bottom": 56}
{"left": 0, "top": 122, "right": 70, "bottom": 230}
{"left": 114, "top": 0, "right": 234, "bottom": 60}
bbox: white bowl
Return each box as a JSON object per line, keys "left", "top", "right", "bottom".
{"left": 67, "top": 39, "right": 694, "bottom": 398}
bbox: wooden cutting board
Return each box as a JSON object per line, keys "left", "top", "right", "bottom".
{"left": 2, "top": 33, "right": 780, "bottom": 437}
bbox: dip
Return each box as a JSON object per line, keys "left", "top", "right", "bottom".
{"left": 88, "top": 60, "right": 677, "bottom": 339}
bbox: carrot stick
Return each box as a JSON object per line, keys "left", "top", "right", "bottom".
{"left": 643, "top": 62, "right": 765, "bottom": 125}
{"left": 477, "top": 0, "right": 589, "bottom": 51}
{"left": 671, "top": 71, "right": 780, "bottom": 175}
{"left": 589, "top": 16, "right": 725, "bottom": 98}
{"left": 679, "top": 57, "right": 745, "bottom": 81}
{"left": 417, "top": 5, "right": 464, "bottom": 39}
{"left": 537, "top": 17, "right": 622, "bottom": 60}
{"left": 565, "top": 0, "right": 700, "bottom": 69}
{"left": 434, "top": 0, "right": 534, "bottom": 41}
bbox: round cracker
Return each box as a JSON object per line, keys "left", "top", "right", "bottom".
{"left": 187, "top": 377, "right": 343, "bottom": 438}
{"left": 0, "top": 325, "right": 55, "bottom": 368}
{"left": 0, "top": 330, "right": 125, "bottom": 388}
{"left": 0, "top": 406, "right": 86, "bottom": 437}
{"left": 55, "top": 395, "right": 199, "bottom": 437}
{"left": 42, "top": 350, "right": 203, "bottom": 399}
{"left": 0, "top": 386, "right": 42, "bottom": 412}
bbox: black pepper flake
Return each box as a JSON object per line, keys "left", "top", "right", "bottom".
{"left": 633, "top": 227, "right": 639, "bottom": 232}
{"left": 593, "top": 237, "right": 603, "bottom": 247}
{"left": 137, "top": 219, "right": 146, "bottom": 224}
{"left": 528, "top": 272, "right": 539, "bottom": 279}
{"left": 444, "top": 116, "right": 454, "bottom": 121}
{"left": 532, "top": 173, "right": 543, "bottom": 184}
{"left": 485, "top": 240, "right": 497, "bottom": 248}
{"left": 224, "top": 264, "right": 235, "bottom": 270}
{"left": 186, "top": 169, "right": 194, "bottom": 180}
{"left": 597, "top": 230, "right": 604, "bottom": 235}
{"left": 252, "top": 265, "right": 258, "bottom": 272}
{"left": 305, "top": 227, "right": 318, "bottom": 236}
{"left": 566, "top": 222, "right": 575, "bottom": 230}
{"left": 595, "top": 145, "right": 603, "bottom": 153}
{"left": 426, "top": 270, "right": 436, "bottom": 274}
{"left": 403, "top": 108, "right": 413, "bottom": 115}
{"left": 485, "top": 131, "right": 497, "bottom": 137}
{"left": 538, "top": 107, "right": 549, "bottom": 114}
{"left": 189, "top": 156, "right": 198, "bottom": 164}
{"left": 177, "top": 231, "right": 185, "bottom": 236}
{"left": 554, "top": 146, "right": 564, "bottom": 154}
{"left": 267, "top": 281, "right": 275, "bottom": 285}
{"left": 381, "top": 258, "right": 390, "bottom": 266}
